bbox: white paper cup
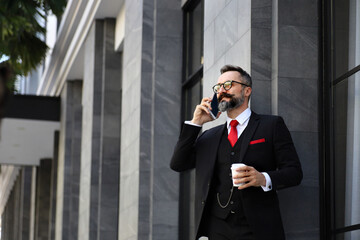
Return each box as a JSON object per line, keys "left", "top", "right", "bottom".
{"left": 231, "top": 163, "right": 246, "bottom": 187}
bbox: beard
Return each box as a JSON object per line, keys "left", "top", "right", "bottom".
{"left": 218, "top": 90, "right": 245, "bottom": 112}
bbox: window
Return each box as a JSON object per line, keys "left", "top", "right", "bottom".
{"left": 323, "top": 0, "right": 360, "bottom": 239}
{"left": 179, "top": 0, "right": 204, "bottom": 239}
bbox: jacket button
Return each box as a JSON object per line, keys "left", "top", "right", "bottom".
{"left": 230, "top": 152, "right": 235, "bottom": 156}
{"left": 201, "top": 201, "right": 205, "bottom": 205}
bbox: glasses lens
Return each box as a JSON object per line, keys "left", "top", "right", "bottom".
{"left": 223, "top": 81, "right": 232, "bottom": 90}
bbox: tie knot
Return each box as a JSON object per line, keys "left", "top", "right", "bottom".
{"left": 230, "top": 120, "right": 238, "bottom": 128}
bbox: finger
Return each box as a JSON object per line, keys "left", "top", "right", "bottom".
{"left": 236, "top": 166, "right": 251, "bottom": 172}
{"left": 232, "top": 172, "right": 247, "bottom": 179}
{"left": 201, "top": 97, "right": 212, "bottom": 104}
{"left": 234, "top": 169, "right": 252, "bottom": 177}
{"left": 197, "top": 105, "right": 211, "bottom": 114}
{"left": 234, "top": 178, "right": 248, "bottom": 186}
{"left": 241, "top": 176, "right": 254, "bottom": 185}
{"left": 242, "top": 166, "right": 253, "bottom": 172}
{"left": 201, "top": 101, "right": 211, "bottom": 110}
{"left": 237, "top": 177, "right": 258, "bottom": 189}
{"left": 237, "top": 182, "right": 251, "bottom": 190}
{"left": 195, "top": 104, "right": 208, "bottom": 112}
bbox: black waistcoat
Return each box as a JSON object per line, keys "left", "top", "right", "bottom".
{"left": 208, "top": 125, "right": 247, "bottom": 219}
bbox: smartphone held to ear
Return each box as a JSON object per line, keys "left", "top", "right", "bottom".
{"left": 209, "top": 93, "right": 219, "bottom": 119}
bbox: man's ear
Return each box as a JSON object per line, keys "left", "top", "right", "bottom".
{"left": 245, "top": 87, "right": 252, "bottom": 97}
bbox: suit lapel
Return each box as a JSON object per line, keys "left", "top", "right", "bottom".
{"left": 208, "top": 123, "right": 227, "bottom": 165}
{"left": 239, "top": 112, "right": 260, "bottom": 163}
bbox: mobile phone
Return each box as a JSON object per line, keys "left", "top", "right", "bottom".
{"left": 209, "top": 93, "right": 219, "bottom": 119}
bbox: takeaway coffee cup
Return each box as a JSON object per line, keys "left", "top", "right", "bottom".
{"left": 231, "top": 163, "right": 246, "bottom": 187}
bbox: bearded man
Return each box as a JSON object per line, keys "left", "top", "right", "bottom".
{"left": 170, "top": 65, "right": 303, "bottom": 240}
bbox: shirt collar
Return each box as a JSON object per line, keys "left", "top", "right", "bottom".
{"left": 226, "top": 108, "right": 252, "bottom": 128}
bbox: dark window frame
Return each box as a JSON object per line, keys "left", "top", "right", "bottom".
{"left": 321, "top": 0, "right": 360, "bottom": 239}
{"left": 178, "top": 1, "right": 204, "bottom": 240}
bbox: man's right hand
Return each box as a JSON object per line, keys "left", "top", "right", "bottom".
{"left": 191, "top": 97, "right": 220, "bottom": 125}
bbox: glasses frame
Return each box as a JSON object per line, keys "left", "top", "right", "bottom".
{"left": 212, "top": 80, "right": 249, "bottom": 94}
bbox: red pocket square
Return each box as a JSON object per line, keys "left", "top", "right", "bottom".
{"left": 249, "top": 138, "right": 265, "bottom": 145}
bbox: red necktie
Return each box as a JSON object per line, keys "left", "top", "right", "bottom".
{"left": 228, "top": 120, "right": 238, "bottom": 147}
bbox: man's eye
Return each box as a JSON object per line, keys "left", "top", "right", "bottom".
{"left": 224, "top": 82, "right": 232, "bottom": 88}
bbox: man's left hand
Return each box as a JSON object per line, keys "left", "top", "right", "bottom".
{"left": 232, "top": 165, "right": 266, "bottom": 190}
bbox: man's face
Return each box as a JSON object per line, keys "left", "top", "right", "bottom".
{"left": 216, "top": 71, "right": 247, "bottom": 112}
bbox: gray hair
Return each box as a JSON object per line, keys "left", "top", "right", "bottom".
{"left": 220, "top": 65, "right": 252, "bottom": 87}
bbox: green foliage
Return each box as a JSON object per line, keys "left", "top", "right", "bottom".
{"left": 0, "top": 0, "right": 66, "bottom": 78}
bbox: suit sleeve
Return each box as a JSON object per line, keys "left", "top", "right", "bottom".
{"left": 170, "top": 123, "right": 202, "bottom": 172}
{"left": 267, "top": 117, "right": 303, "bottom": 190}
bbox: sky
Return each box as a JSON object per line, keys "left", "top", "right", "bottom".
{"left": 0, "top": 55, "right": 9, "bottom": 63}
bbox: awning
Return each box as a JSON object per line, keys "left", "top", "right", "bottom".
{"left": 0, "top": 94, "right": 60, "bottom": 166}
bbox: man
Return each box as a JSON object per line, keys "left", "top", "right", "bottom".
{"left": 170, "top": 65, "right": 302, "bottom": 240}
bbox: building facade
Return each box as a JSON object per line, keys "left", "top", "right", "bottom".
{"left": 0, "top": 0, "right": 359, "bottom": 239}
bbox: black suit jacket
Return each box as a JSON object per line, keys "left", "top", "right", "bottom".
{"left": 170, "top": 112, "right": 303, "bottom": 240}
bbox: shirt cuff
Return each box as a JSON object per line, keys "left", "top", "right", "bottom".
{"left": 185, "top": 121, "right": 202, "bottom": 127}
{"left": 261, "top": 172, "right": 272, "bottom": 192}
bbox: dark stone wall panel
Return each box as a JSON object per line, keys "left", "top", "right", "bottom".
{"left": 278, "top": 0, "right": 319, "bottom": 27}
{"left": 278, "top": 26, "right": 318, "bottom": 79}
{"left": 251, "top": 0, "right": 272, "bottom": 115}
{"left": 278, "top": 77, "right": 318, "bottom": 132}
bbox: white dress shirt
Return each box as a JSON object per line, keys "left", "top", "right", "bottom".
{"left": 226, "top": 107, "right": 251, "bottom": 137}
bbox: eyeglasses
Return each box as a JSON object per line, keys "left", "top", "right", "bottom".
{"left": 212, "top": 80, "right": 249, "bottom": 94}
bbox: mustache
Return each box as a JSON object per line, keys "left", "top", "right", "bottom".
{"left": 218, "top": 92, "right": 235, "bottom": 101}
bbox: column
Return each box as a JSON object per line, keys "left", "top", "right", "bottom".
{"left": 119, "top": 0, "right": 183, "bottom": 239}
{"left": 78, "top": 18, "right": 121, "bottom": 240}
{"left": 20, "top": 166, "right": 33, "bottom": 240}
{"left": 55, "top": 79, "right": 83, "bottom": 240}
{"left": 97, "top": 18, "right": 121, "bottom": 240}
{"left": 59, "top": 80, "right": 83, "bottom": 240}
{"left": 34, "top": 159, "right": 52, "bottom": 240}
{"left": 1, "top": 170, "right": 22, "bottom": 240}
{"left": 49, "top": 131, "right": 59, "bottom": 240}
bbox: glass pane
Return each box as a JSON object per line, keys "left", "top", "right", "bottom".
{"left": 334, "top": 0, "right": 360, "bottom": 78}
{"left": 334, "top": 78, "right": 348, "bottom": 229}
{"left": 185, "top": 79, "right": 202, "bottom": 119}
{"left": 335, "top": 229, "right": 360, "bottom": 240}
{"left": 180, "top": 78, "right": 203, "bottom": 240}
{"left": 333, "top": 71, "right": 360, "bottom": 229}
{"left": 186, "top": 1, "right": 204, "bottom": 77}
